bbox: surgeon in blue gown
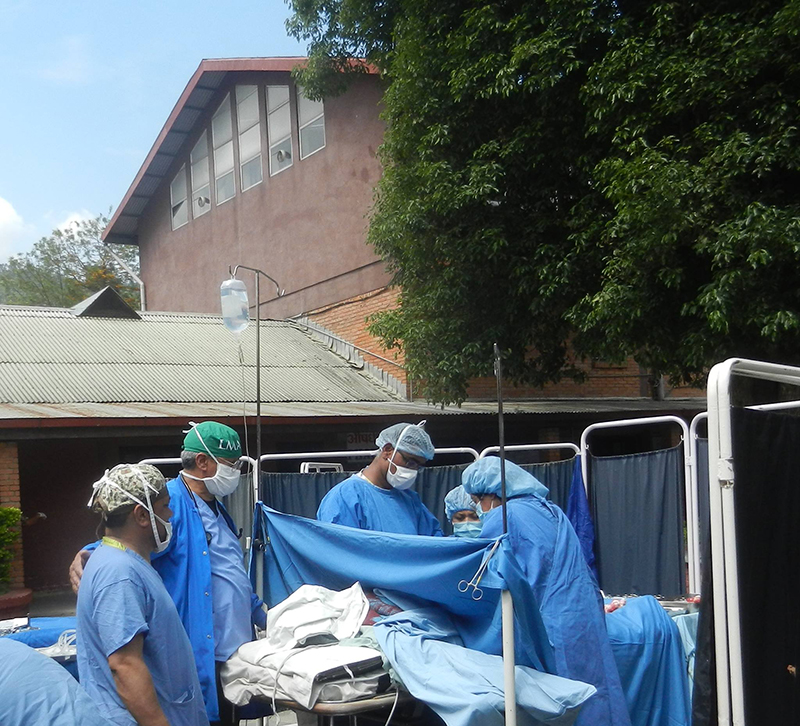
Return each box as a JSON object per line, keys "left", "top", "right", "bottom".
{"left": 462, "top": 457, "right": 632, "bottom": 726}
{"left": 317, "top": 421, "right": 443, "bottom": 535}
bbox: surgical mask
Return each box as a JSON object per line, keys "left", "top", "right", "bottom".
{"left": 453, "top": 522, "right": 483, "bottom": 539}
{"left": 90, "top": 470, "right": 172, "bottom": 553}
{"left": 386, "top": 460, "right": 418, "bottom": 490}
{"left": 182, "top": 427, "right": 242, "bottom": 497}
{"left": 477, "top": 501, "right": 498, "bottom": 523}
{"left": 385, "top": 423, "right": 421, "bottom": 491}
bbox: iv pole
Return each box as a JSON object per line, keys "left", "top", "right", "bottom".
{"left": 228, "top": 264, "right": 283, "bottom": 503}
{"left": 495, "top": 343, "right": 517, "bottom": 726}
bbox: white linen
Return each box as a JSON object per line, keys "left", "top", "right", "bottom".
{"left": 221, "top": 582, "right": 382, "bottom": 708}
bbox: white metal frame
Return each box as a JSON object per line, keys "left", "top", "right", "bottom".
{"left": 707, "top": 358, "right": 800, "bottom": 726}
{"left": 580, "top": 415, "right": 700, "bottom": 594}
{"left": 478, "top": 443, "right": 579, "bottom": 459}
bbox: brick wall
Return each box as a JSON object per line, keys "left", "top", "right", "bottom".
{"left": 0, "top": 442, "right": 24, "bottom": 589}
{"left": 305, "top": 287, "right": 408, "bottom": 386}
{"left": 306, "top": 288, "right": 705, "bottom": 400}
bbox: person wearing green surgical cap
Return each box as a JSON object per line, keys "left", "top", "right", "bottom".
{"left": 70, "top": 422, "right": 269, "bottom": 726}
{"left": 317, "top": 421, "right": 443, "bottom": 535}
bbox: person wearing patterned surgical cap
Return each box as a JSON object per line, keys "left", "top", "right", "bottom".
{"left": 443, "top": 485, "right": 482, "bottom": 538}
{"left": 70, "top": 422, "right": 269, "bottom": 726}
{"left": 77, "top": 463, "right": 210, "bottom": 726}
{"left": 317, "top": 421, "right": 443, "bottom": 535}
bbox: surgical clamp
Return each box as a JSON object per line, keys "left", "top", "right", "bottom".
{"left": 458, "top": 538, "right": 501, "bottom": 600}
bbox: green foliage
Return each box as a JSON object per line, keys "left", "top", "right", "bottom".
{"left": 289, "top": 0, "right": 800, "bottom": 403}
{"left": 0, "top": 213, "right": 140, "bottom": 309}
{"left": 0, "top": 507, "right": 22, "bottom": 589}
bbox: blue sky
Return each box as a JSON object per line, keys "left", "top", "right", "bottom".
{"left": 0, "top": 0, "right": 306, "bottom": 261}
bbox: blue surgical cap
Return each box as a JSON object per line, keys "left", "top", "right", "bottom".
{"left": 461, "top": 457, "right": 549, "bottom": 500}
{"left": 376, "top": 421, "right": 435, "bottom": 461}
{"left": 444, "top": 485, "right": 478, "bottom": 521}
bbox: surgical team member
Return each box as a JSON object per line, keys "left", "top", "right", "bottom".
{"left": 444, "top": 485, "right": 482, "bottom": 538}
{"left": 70, "top": 422, "right": 267, "bottom": 726}
{"left": 77, "top": 464, "right": 209, "bottom": 726}
{"left": 462, "top": 457, "right": 632, "bottom": 726}
{"left": 0, "top": 638, "right": 111, "bottom": 726}
{"left": 317, "top": 421, "right": 443, "bottom": 535}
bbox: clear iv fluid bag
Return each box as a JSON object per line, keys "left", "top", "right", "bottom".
{"left": 220, "top": 278, "right": 249, "bottom": 334}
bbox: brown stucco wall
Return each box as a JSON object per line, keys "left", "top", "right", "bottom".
{"left": 137, "top": 72, "right": 389, "bottom": 318}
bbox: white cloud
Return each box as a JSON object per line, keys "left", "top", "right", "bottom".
{"left": 0, "top": 197, "right": 36, "bottom": 261}
{"left": 39, "top": 34, "right": 93, "bottom": 85}
{"left": 56, "top": 209, "right": 94, "bottom": 232}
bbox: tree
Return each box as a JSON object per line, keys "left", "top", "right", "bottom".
{"left": 289, "top": 0, "right": 800, "bottom": 403}
{"left": 0, "top": 214, "right": 140, "bottom": 309}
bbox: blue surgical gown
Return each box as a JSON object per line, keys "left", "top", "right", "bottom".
{"left": 0, "top": 638, "right": 111, "bottom": 726}
{"left": 194, "top": 495, "right": 253, "bottom": 661}
{"left": 77, "top": 543, "right": 209, "bottom": 726}
{"left": 317, "top": 473, "right": 444, "bottom": 536}
{"left": 481, "top": 496, "right": 631, "bottom": 726}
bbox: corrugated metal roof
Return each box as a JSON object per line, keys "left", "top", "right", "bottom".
{"left": 0, "top": 306, "right": 399, "bottom": 406}
{"left": 0, "top": 400, "right": 457, "bottom": 422}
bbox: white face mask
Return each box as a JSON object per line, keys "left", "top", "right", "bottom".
{"left": 385, "top": 424, "right": 420, "bottom": 491}
{"left": 182, "top": 427, "right": 242, "bottom": 497}
{"left": 91, "top": 470, "right": 172, "bottom": 553}
{"left": 386, "top": 459, "right": 418, "bottom": 490}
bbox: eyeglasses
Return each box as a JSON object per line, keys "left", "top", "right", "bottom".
{"left": 394, "top": 450, "right": 425, "bottom": 471}
{"left": 219, "top": 458, "right": 247, "bottom": 472}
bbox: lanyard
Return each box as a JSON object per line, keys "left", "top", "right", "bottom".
{"left": 102, "top": 536, "right": 127, "bottom": 552}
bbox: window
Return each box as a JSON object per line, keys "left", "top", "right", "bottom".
{"left": 190, "top": 132, "right": 211, "bottom": 217}
{"left": 297, "top": 86, "right": 325, "bottom": 159}
{"left": 267, "top": 85, "right": 293, "bottom": 175}
{"left": 212, "top": 94, "right": 235, "bottom": 204}
{"left": 170, "top": 165, "right": 188, "bottom": 229}
{"left": 236, "top": 85, "right": 262, "bottom": 191}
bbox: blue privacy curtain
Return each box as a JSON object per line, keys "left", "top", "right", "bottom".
{"left": 589, "top": 445, "right": 686, "bottom": 596}
{"left": 258, "top": 457, "right": 588, "bottom": 534}
{"left": 695, "top": 437, "right": 710, "bottom": 562}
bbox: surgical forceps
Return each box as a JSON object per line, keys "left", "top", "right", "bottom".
{"left": 458, "top": 539, "right": 501, "bottom": 600}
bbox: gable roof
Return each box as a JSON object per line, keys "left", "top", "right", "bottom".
{"left": 71, "top": 286, "right": 141, "bottom": 319}
{"left": 0, "top": 304, "right": 401, "bottom": 416}
{"left": 102, "top": 57, "right": 379, "bottom": 247}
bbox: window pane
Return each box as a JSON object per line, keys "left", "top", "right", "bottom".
{"left": 297, "top": 87, "right": 323, "bottom": 126}
{"left": 241, "top": 156, "right": 262, "bottom": 190}
{"left": 214, "top": 139, "right": 234, "bottom": 176}
{"left": 270, "top": 137, "right": 293, "bottom": 175}
{"left": 237, "top": 86, "right": 260, "bottom": 131}
{"left": 170, "top": 167, "right": 187, "bottom": 201}
{"left": 216, "top": 171, "right": 235, "bottom": 204}
{"left": 300, "top": 116, "right": 326, "bottom": 158}
{"left": 267, "top": 85, "right": 290, "bottom": 112}
{"left": 239, "top": 123, "right": 261, "bottom": 163}
{"left": 236, "top": 84, "right": 257, "bottom": 105}
{"left": 192, "top": 157, "right": 209, "bottom": 189}
{"left": 212, "top": 95, "right": 233, "bottom": 146}
{"left": 171, "top": 199, "right": 188, "bottom": 228}
{"left": 268, "top": 104, "right": 291, "bottom": 145}
{"left": 191, "top": 132, "right": 209, "bottom": 162}
{"left": 192, "top": 185, "right": 211, "bottom": 217}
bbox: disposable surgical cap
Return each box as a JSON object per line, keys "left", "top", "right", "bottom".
{"left": 183, "top": 421, "right": 242, "bottom": 459}
{"left": 90, "top": 463, "right": 166, "bottom": 515}
{"left": 376, "top": 421, "right": 435, "bottom": 461}
{"left": 461, "top": 457, "right": 549, "bottom": 500}
{"left": 444, "top": 485, "right": 478, "bottom": 521}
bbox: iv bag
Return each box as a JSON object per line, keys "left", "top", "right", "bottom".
{"left": 220, "top": 278, "right": 249, "bottom": 334}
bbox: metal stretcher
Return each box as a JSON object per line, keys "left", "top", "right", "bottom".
{"left": 274, "top": 690, "right": 435, "bottom": 726}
